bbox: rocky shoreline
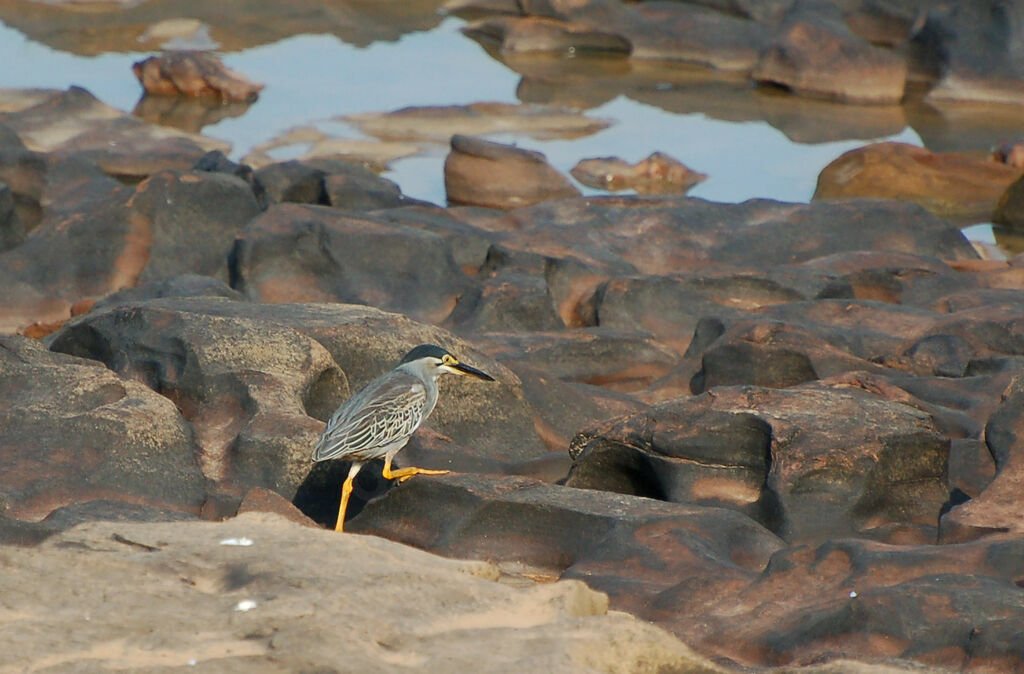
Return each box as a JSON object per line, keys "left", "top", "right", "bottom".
{"left": 5, "top": 1, "right": 1024, "bottom": 672}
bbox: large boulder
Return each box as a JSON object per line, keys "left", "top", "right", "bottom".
{"left": 752, "top": 2, "right": 907, "bottom": 104}
{"left": 913, "top": 1, "right": 1024, "bottom": 106}
{"left": 47, "top": 300, "right": 342, "bottom": 505}
{"left": 444, "top": 134, "right": 580, "bottom": 209}
{"left": 232, "top": 204, "right": 475, "bottom": 324}
{"left": 567, "top": 383, "right": 951, "bottom": 543}
{"left": 0, "top": 334, "right": 207, "bottom": 520}
{"left": 814, "top": 142, "right": 1024, "bottom": 222}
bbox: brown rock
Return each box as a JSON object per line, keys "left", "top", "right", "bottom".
{"left": 0, "top": 87, "right": 229, "bottom": 179}
{"left": 47, "top": 299, "right": 343, "bottom": 502}
{"left": 133, "top": 51, "right": 264, "bottom": 102}
{"left": 0, "top": 334, "right": 207, "bottom": 520}
{"left": 814, "top": 142, "right": 1024, "bottom": 222}
{"left": 350, "top": 472, "right": 785, "bottom": 605}
{"left": 444, "top": 134, "right": 580, "bottom": 209}
{"left": 231, "top": 203, "right": 475, "bottom": 324}
{"left": 567, "top": 383, "right": 950, "bottom": 543}
{"left": 753, "top": 3, "right": 907, "bottom": 104}
{"left": 570, "top": 152, "right": 707, "bottom": 194}
{"left": 914, "top": 2, "right": 1024, "bottom": 106}
{"left": 0, "top": 513, "right": 722, "bottom": 673}
{"left": 345, "top": 102, "right": 610, "bottom": 143}
{"left": 942, "top": 374, "right": 1024, "bottom": 542}
{"left": 462, "top": 16, "right": 631, "bottom": 55}
{"left": 237, "top": 487, "right": 317, "bottom": 527}
{"left": 488, "top": 196, "right": 977, "bottom": 277}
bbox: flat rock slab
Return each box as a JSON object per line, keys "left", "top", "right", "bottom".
{"left": 0, "top": 512, "right": 724, "bottom": 673}
{"left": 487, "top": 196, "right": 977, "bottom": 277}
{"left": 0, "top": 87, "right": 229, "bottom": 179}
{"left": 345, "top": 101, "right": 610, "bottom": 143}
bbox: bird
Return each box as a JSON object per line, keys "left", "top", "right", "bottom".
{"left": 312, "top": 343, "right": 494, "bottom": 532}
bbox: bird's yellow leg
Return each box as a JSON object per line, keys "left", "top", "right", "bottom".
{"left": 381, "top": 455, "right": 449, "bottom": 484}
{"left": 335, "top": 462, "right": 363, "bottom": 532}
{"left": 334, "top": 478, "right": 353, "bottom": 532}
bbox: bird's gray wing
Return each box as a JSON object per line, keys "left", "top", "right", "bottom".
{"left": 312, "top": 371, "right": 427, "bottom": 462}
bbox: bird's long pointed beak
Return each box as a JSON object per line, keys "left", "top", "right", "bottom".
{"left": 451, "top": 361, "right": 494, "bottom": 381}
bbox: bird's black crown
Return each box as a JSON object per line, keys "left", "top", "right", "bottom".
{"left": 399, "top": 344, "right": 451, "bottom": 364}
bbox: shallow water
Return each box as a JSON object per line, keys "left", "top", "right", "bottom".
{"left": 0, "top": 11, "right": 1016, "bottom": 251}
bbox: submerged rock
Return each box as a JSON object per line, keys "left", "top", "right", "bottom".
{"left": 570, "top": 152, "right": 707, "bottom": 194}
{"left": 133, "top": 51, "right": 264, "bottom": 102}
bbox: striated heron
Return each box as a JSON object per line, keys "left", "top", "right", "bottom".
{"left": 312, "top": 344, "right": 494, "bottom": 532}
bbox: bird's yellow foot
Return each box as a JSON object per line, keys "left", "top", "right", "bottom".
{"left": 381, "top": 463, "right": 450, "bottom": 484}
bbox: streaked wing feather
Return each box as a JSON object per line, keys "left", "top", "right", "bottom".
{"left": 313, "top": 371, "right": 427, "bottom": 462}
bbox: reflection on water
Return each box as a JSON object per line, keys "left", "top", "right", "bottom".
{"left": 1, "top": 9, "right": 1022, "bottom": 231}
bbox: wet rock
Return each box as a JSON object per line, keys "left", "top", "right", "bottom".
{"left": 753, "top": 2, "right": 907, "bottom": 104}
{"left": 685, "top": 318, "right": 860, "bottom": 392}
{"left": 47, "top": 300, "right": 343, "bottom": 502}
{"left": 462, "top": 16, "right": 631, "bottom": 55}
{"left": 815, "top": 141, "right": 1024, "bottom": 223}
{"left": 914, "top": 1, "right": 1024, "bottom": 106}
{"left": 0, "top": 513, "right": 721, "bottom": 673}
{"left": 0, "top": 87, "right": 229, "bottom": 179}
{"left": 0, "top": 334, "right": 207, "bottom": 520}
{"left": 444, "top": 134, "right": 580, "bottom": 209}
{"left": 132, "top": 51, "right": 264, "bottom": 102}
{"left": 841, "top": 0, "right": 924, "bottom": 46}
{"left": 570, "top": 152, "right": 707, "bottom": 194}
{"left": 568, "top": 383, "right": 951, "bottom": 544}
{"left": 232, "top": 203, "right": 475, "bottom": 324}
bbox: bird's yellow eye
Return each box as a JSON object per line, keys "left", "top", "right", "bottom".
{"left": 442, "top": 354, "right": 457, "bottom": 366}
